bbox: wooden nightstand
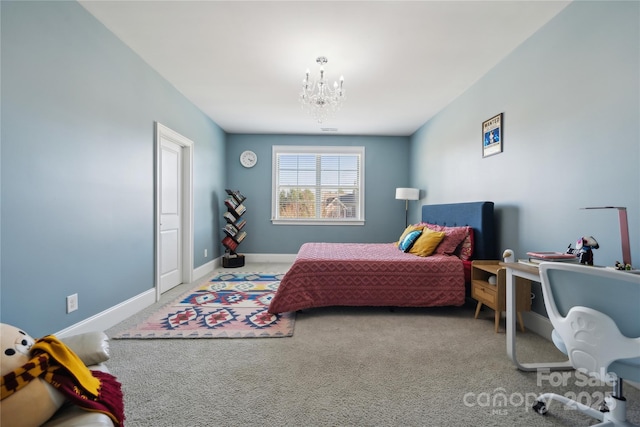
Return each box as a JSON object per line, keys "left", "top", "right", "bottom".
{"left": 471, "top": 260, "right": 531, "bottom": 333}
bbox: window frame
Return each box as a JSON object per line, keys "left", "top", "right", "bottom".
{"left": 271, "top": 145, "right": 365, "bottom": 226}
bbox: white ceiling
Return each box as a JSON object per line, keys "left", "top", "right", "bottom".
{"left": 79, "top": 1, "right": 570, "bottom": 136}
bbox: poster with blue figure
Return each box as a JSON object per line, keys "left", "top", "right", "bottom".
{"left": 482, "top": 113, "right": 503, "bottom": 157}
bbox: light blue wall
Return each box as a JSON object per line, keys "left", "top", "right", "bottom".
{"left": 2, "top": 0, "right": 637, "bottom": 334}
{"left": 226, "top": 134, "right": 411, "bottom": 254}
{"left": 1, "top": 1, "right": 226, "bottom": 336}
{"left": 410, "top": 1, "right": 639, "bottom": 314}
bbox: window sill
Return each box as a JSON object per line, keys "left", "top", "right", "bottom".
{"left": 271, "top": 219, "right": 365, "bottom": 226}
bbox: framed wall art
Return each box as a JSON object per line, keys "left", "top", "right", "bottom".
{"left": 482, "top": 113, "right": 503, "bottom": 158}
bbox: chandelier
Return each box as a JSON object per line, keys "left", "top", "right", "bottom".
{"left": 300, "top": 56, "right": 345, "bottom": 123}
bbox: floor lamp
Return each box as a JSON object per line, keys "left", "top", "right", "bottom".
{"left": 396, "top": 188, "right": 420, "bottom": 228}
{"left": 582, "top": 206, "right": 632, "bottom": 268}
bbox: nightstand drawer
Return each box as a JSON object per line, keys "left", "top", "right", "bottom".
{"left": 471, "top": 280, "right": 497, "bottom": 306}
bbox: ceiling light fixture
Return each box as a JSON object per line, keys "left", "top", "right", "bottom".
{"left": 300, "top": 56, "right": 345, "bottom": 124}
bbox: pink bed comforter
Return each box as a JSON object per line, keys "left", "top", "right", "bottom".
{"left": 268, "top": 242, "right": 465, "bottom": 314}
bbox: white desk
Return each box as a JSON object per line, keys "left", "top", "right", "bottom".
{"left": 500, "top": 262, "right": 574, "bottom": 372}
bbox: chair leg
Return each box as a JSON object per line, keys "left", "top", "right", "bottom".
{"left": 533, "top": 393, "right": 605, "bottom": 422}
{"left": 602, "top": 395, "right": 629, "bottom": 425}
{"left": 597, "top": 377, "right": 637, "bottom": 426}
{"left": 533, "top": 392, "right": 639, "bottom": 426}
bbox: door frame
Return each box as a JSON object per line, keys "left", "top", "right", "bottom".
{"left": 154, "top": 122, "right": 194, "bottom": 302}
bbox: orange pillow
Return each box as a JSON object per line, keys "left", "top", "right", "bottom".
{"left": 409, "top": 228, "right": 446, "bottom": 257}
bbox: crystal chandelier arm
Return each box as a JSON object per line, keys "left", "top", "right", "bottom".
{"left": 303, "top": 69, "right": 310, "bottom": 90}
{"left": 318, "top": 80, "right": 325, "bottom": 99}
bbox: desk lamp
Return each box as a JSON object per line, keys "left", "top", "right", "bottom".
{"left": 582, "top": 206, "right": 632, "bottom": 267}
{"left": 396, "top": 188, "right": 419, "bottom": 228}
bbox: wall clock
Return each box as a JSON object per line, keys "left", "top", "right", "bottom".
{"left": 240, "top": 150, "right": 257, "bottom": 168}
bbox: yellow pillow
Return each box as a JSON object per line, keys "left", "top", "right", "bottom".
{"left": 396, "top": 224, "right": 425, "bottom": 246}
{"left": 409, "top": 227, "right": 446, "bottom": 257}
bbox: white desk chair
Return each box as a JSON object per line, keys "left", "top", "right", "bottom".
{"left": 532, "top": 263, "right": 640, "bottom": 426}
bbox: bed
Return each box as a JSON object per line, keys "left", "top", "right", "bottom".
{"left": 268, "top": 201, "right": 496, "bottom": 314}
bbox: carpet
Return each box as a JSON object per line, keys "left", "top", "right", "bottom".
{"left": 112, "top": 272, "right": 294, "bottom": 339}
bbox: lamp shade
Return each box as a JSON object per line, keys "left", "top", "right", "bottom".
{"left": 395, "top": 188, "right": 419, "bottom": 200}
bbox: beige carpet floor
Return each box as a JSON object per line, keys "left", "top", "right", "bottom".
{"left": 105, "top": 265, "right": 639, "bottom": 427}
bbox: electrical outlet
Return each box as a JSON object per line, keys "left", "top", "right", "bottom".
{"left": 204, "top": 249, "right": 208, "bottom": 258}
{"left": 66, "top": 293, "right": 78, "bottom": 313}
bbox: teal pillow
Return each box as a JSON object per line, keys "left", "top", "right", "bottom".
{"left": 398, "top": 229, "right": 423, "bottom": 252}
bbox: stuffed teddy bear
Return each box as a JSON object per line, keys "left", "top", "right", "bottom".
{"left": 0, "top": 323, "right": 65, "bottom": 427}
{"left": 1, "top": 323, "right": 125, "bottom": 427}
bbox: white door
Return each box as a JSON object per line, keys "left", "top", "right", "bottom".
{"left": 160, "top": 139, "right": 183, "bottom": 293}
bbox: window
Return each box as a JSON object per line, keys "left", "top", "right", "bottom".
{"left": 272, "top": 145, "right": 365, "bottom": 225}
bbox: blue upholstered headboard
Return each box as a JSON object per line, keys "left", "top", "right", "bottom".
{"left": 421, "top": 201, "right": 496, "bottom": 260}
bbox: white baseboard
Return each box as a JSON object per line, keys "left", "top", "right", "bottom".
{"left": 193, "top": 254, "right": 296, "bottom": 276}
{"left": 55, "top": 254, "right": 295, "bottom": 337}
{"left": 193, "top": 258, "right": 218, "bottom": 280}
{"left": 522, "top": 310, "right": 553, "bottom": 341}
{"left": 55, "top": 288, "right": 157, "bottom": 338}
{"left": 243, "top": 253, "right": 297, "bottom": 263}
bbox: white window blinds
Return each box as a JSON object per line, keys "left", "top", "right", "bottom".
{"left": 272, "top": 146, "right": 365, "bottom": 225}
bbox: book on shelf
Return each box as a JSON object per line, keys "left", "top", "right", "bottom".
{"left": 235, "top": 231, "right": 247, "bottom": 243}
{"left": 223, "top": 211, "right": 236, "bottom": 223}
{"left": 233, "top": 191, "right": 245, "bottom": 203}
{"left": 235, "top": 218, "right": 246, "bottom": 229}
{"left": 222, "top": 236, "right": 238, "bottom": 252}
{"left": 224, "top": 223, "right": 238, "bottom": 237}
{"left": 224, "top": 197, "right": 238, "bottom": 210}
{"left": 235, "top": 204, "right": 246, "bottom": 215}
{"left": 225, "top": 189, "right": 246, "bottom": 204}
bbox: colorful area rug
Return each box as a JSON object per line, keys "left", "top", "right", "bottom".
{"left": 113, "top": 272, "right": 294, "bottom": 339}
